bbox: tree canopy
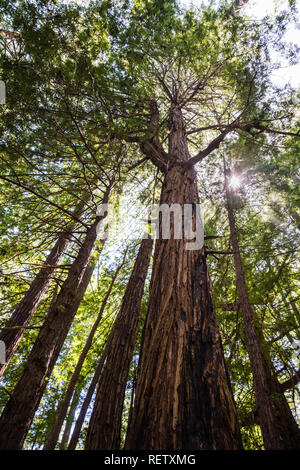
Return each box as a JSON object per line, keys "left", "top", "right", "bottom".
{"left": 0, "top": 0, "right": 299, "bottom": 451}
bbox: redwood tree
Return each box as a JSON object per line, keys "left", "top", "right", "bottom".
{"left": 85, "top": 237, "right": 153, "bottom": 450}
{"left": 124, "top": 105, "right": 243, "bottom": 450}
{"left": 224, "top": 167, "right": 300, "bottom": 449}
{"left": 0, "top": 201, "right": 86, "bottom": 379}
{"left": 0, "top": 200, "right": 109, "bottom": 449}
{"left": 0, "top": 0, "right": 299, "bottom": 451}
{"left": 44, "top": 248, "right": 127, "bottom": 450}
{"left": 90, "top": 0, "right": 297, "bottom": 449}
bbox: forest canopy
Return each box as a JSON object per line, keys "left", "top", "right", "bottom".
{"left": 0, "top": 0, "right": 299, "bottom": 451}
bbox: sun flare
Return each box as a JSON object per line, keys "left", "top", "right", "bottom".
{"left": 229, "top": 174, "right": 242, "bottom": 189}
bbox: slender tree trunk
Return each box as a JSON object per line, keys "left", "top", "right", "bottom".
{"left": 0, "top": 207, "right": 107, "bottom": 450}
{"left": 59, "top": 385, "right": 82, "bottom": 450}
{"left": 0, "top": 202, "right": 85, "bottom": 379}
{"left": 225, "top": 170, "right": 300, "bottom": 450}
{"left": 67, "top": 357, "right": 104, "bottom": 450}
{"left": 125, "top": 107, "right": 242, "bottom": 450}
{"left": 85, "top": 237, "right": 153, "bottom": 450}
{"left": 44, "top": 252, "right": 126, "bottom": 450}
{"left": 282, "top": 292, "right": 300, "bottom": 329}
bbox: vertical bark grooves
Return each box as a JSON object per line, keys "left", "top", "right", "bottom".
{"left": 125, "top": 107, "right": 242, "bottom": 450}
{"left": 225, "top": 178, "right": 300, "bottom": 450}
{"left": 85, "top": 237, "right": 153, "bottom": 450}
{"left": 44, "top": 254, "right": 124, "bottom": 450}
{"left": 0, "top": 217, "right": 79, "bottom": 379}
{"left": 0, "top": 210, "right": 106, "bottom": 450}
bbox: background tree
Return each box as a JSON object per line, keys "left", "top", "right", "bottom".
{"left": 0, "top": 0, "right": 299, "bottom": 450}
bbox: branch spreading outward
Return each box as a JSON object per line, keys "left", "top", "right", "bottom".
{"left": 186, "top": 127, "right": 233, "bottom": 167}
{"left": 280, "top": 369, "right": 300, "bottom": 392}
{"left": 122, "top": 99, "right": 168, "bottom": 172}
{"left": 124, "top": 99, "right": 300, "bottom": 173}
{"left": 139, "top": 99, "right": 168, "bottom": 171}
{"left": 185, "top": 119, "right": 300, "bottom": 168}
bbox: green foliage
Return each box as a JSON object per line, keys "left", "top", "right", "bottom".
{"left": 0, "top": 0, "right": 299, "bottom": 451}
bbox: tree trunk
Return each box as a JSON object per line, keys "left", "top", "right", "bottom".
{"left": 124, "top": 107, "right": 242, "bottom": 450}
{"left": 225, "top": 171, "right": 300, "bottom": 450}
{"left": 44, "top": 252, "right": 126, "bottom": 450}
{"left": 67, "top": 357, "right": 104, "bottom": 450}
{"left": 59, "top": 385, "right": 82, "bottom": 450}
{"left": 0, "top": 209, "right": 107, "bottom": 450}
{"left": 0, "top": 202, "right": 85, "bottom": 379}
{"left": 85, "top": 237, "right": 153, "bottom": 450}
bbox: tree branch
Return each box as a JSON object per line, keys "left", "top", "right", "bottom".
{"left": 249, "top": 123, "right": 300, "bottom": 138}
{"left": 139, "top": 99, "right": 168, "bottom": 171}
{"left": 280, "top": 369, "right": 300, "bottom": 392}
{"left": 185, "top": 117, "right": 300, "bottom": 168}
{"left": 186, "top": 127, "right": 233, "bottom": 167}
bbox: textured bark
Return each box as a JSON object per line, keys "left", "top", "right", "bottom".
{"left": 225, "top": 175, "right": 300, "bottom": 450}
{"left": 0, "top": 209, "right": 107, "bottom": 450}
{"left": 44, "top": 253, "right": 125, "bottom": 450}
{"left": 85, "top": 237, "right": 153, "bottom": 450}
{"left": 0, "top": 202, "right": 85, "bottom": 379}
{"left": 124, "top": 107, "right": 242, "bottom": 450}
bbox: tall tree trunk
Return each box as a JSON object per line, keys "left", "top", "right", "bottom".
{"left": 0, "top": 202, "right": 85, "bottom": 379}
{"left": 0, "top": 206, "right": 107, "bottom": 450}
{"left": 67, "top": 357, "right": 104, "bottom": 450}
{"left": 59, "top": 385, "right": 82, "bottom": 450}
{"left": 124, "top": 107, "right": 242, "bottom": 450}
{"left": 85, "top": 237, "right": 153, "bottom": 450}
{"left": 225, "top": 169, "right": 300, "bottom": 450}
{"left": 44, "top": 251, "right": 126, "bottom": 450}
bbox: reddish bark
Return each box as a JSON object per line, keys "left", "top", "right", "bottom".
{"left": 59, "top": 385, "right": 82, "bottom": 450}
{"left": 0, "top": 209, "right": 107, "bottom": 450}
{"left": 44, "top": 252, "right": 126, "bottom": 450}
{"left": 85, "top": 237, "right": 153, "bottom": 450}
{"left": 124, "top": 107, "right": 242, "bottom": 450}
{"left": 67, "top": 356, "right": 104, "bottom": 450}
{"left": 225, "top": 170, "right": 300, "bottom": 450}
{"left": 0, "top": 203, "right": 85, "bottom": 379}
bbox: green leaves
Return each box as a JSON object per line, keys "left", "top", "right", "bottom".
{"left": 0, "top": 0, "right": 299, "bottom": 450}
